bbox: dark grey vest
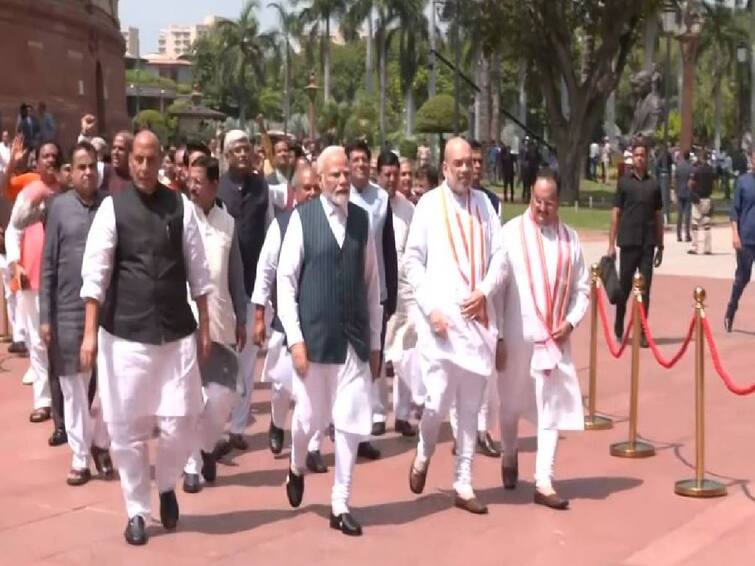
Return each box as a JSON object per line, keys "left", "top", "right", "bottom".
{"left": 297, "top": 199, "right": 370, "bottom": 363}
{"left": 101, "top": 184, "right": 197, "bottom": 345}
{"left": 270, "top": 209, "right": 292, "bottom": 334}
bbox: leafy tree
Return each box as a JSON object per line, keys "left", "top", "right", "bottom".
{"left": 133, "top": 110, "right": 175, "bottom": 144}
{"left": 269, "top": 1, "right": 303, "bottom": 134}
{"left": 416, "top": 94, "right": 467, "bottom": 133}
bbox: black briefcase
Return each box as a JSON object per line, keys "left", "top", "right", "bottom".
{"left": 599, "top": 255, "right": 621, "bottom": 305}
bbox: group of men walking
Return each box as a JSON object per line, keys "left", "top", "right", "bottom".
{"left": 5, "top": 127, "right": 591, "bottom": 545}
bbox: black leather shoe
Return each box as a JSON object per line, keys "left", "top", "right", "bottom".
{"left": 724, "top": 315, "right": 734, "bottom": 333}
{"left": 29, "top": 407, "right": 51, "bottom": 423}
{"left": 8, "top": 341, "right": 28, "bottom": 355}
{"left": 48, "top": 428, "right": 68, "bottom": 447}
{"left": 91, "top": 446, "right": 114, "bottom": 480}
{"left": 213, "top": 439, "right": 232, "bottom": 460}
{"left": 159, "top": 490, "right": 179, "bottom": 529}
{"left": 329, "top": 511, "right": 363, "bottom": 536}
{"left": 501, "top": 452, "right": 519, "bottom": 490}
{"left": 66, "top": 468, "right": 91, "bottom": 486}
{"left": 534, "top": 489, "right": 569, "bottom": 510}
{"left": 201, "top": 450, "right": 216, "bottom": 483}
{"left": 409, "top": 456, "right": 428, "bottom": 494}
{"left": 268, "top": 422, "right": 284, "bottom": 455}
{"left": 357, "top": 441, "right": 381, "bottom": 460}
{"left": 286, "top": 468, "right": 304, "bottom": 508}
{"left": 229, "top": 433, "right": 248, "bottom": 451}
{"left": 477, "top": 432, "right": 501, "bottom": 457}
{"left": 306, "top": 450, "right": 328, "bottom": 473}
{"left": 124, "top": 515, "right": 148, "bottom": 546}
{"left": 183, "top": 473, "right": 202, "bottom": 494}
{"left": 371, "top": 421, "right": 386, "bottom": 436}
{"left": 395, "top": 419, "right": 416, "bottom": 437}
{"left": 454, "top": 494, "right": 488, "bottom": 514}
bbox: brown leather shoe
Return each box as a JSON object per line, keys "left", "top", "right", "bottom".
{"left": 409, "top": 457, "right": 428, "bottom": 494}
{"left": 91, "top": 446, "right": 115, "bottom": 480}
{"left": 454, "top": 495, "right": 488, "bottom": 514}
{"left": 66, "top": 468, "right": 92, "bottom": 486}
{"left": 534, "top": 489, "right": 569, "bottom": 510}
{"left": 501, "top": 452, "right": 518, "bottom": 490}
{"left": 29, "top": 407, "right": 51, "bottom": 423}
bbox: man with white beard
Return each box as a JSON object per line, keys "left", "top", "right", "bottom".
{"left": 277, "top": 146, "right": 381, "bottom": 536}
{"left": 498, "top": 172, "right": 589, "bottom": 510}
{"left": 252, "top": 164, "right": 329, "bottom": 473}
{"left": 406, "top": 137, "right": 506, "bottom": 514}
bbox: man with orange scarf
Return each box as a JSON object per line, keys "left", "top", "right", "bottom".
{"left": 498, "top": 172, "right": 589, "bottom": 510}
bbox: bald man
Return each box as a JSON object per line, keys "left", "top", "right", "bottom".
{"left": 277, "top": 146, "right": 382, "bottom": 536}
{"left": 79, "top": 130, "right": 212, "bottom": 545}
{"left": 498, "top": 172, "right": 589, "bottom": 510}
{"left": 252, "top": 165, "right": 328, "bottom": 472}
{"left": 405, "top": 137, "right": 506, "bottom": 514}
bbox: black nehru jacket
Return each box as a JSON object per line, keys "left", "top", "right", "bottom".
{"left": 218, "top": 171, "right": 269, "bottom": 297}
{"left": 297, "top": 199, "right": 370, "bottom": 364}
{"left": 692, "top": 163, "right": 715, "bottom": 199}
{"left": 613, "top": 172, "right": 662, "bottom": 248}
{"left": 101, "top": 184, "right": 197, "bottom": 345}
{"left": 270, "top": 208, "right": 292, "bottom": 334}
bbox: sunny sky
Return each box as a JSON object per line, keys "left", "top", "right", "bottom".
{"left": 119, "top": 0, "right": 279, "bottom": 55}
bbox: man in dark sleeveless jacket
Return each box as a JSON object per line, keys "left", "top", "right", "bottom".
{"left": 79, "top": 131, "right": 212, "bottom": 546}
{"left": 251, "top": 164, "right": 328, "bottom": 471}
{"left": 277, "top": 146, "right": 382, "bottom": 537}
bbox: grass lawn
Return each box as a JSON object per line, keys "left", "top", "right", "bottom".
{"left": 490, "top": 177, "right": 733, "bottom": 232}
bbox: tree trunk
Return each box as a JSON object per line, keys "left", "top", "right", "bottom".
{"left": 517, "top": 59, "right": 527, "bottom": 127}
{"left": 366, "top": 14, "right": 374, "bottom": 96}
{"left": 490, "top": 48, "right": 501, "bottom": 143}
{"left": 428, "top": 3, "right": 436, "bottom": 98}
{"left": 323, "top": 17, "right": 332, "bottom": 102}
{"left": 473, "top": 45, "right": 482, "bottom": 141}
{"left": 643, "top": 14, "right": 658, "bottom": 72}
{"left": 713, "top": 68, "right": 722, "bottom": 152}
{"left": 379, "top": 28, "right": 386, "bottom": 146}
{"left": 680, "top": 35, "right": 699, "bottom": 153}
{"left": 404, "top": 88, "right": 415, "bottom": 138}
{"left": 284, "top": 42, "right": 290, "bottom": 134}
{"left": 478, "top": 52, "right": 491, "bottom": 145}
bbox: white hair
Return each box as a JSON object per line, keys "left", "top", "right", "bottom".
{"left": 316, "top": 145, "right": 346, "bottom": 175}
{"left": 223, "top": 129, "right": 249, "bottom": 152}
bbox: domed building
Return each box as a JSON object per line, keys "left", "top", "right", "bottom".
{"left": 0, "top": 0, "right": 128, "bottom": 146}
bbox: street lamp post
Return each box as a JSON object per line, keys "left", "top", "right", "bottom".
{"left": 660, "top": 3, "right": 678, "bottom": 224}
{"left": 304, "top": 71, "right": 319, "bottom": 142}
{"left": 678, "top": 1, "right": 702, "bottom": 154}
{"left": 160, "top": 88, "right": 165, "bottom": 114}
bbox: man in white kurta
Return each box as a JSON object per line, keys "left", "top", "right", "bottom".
{"left": 181, "top": 155, "right": 248, "bottom": 494}
{"left": 499, "top": 173, "right": 589, "bottom": 510}
{"left": 405, "top": 137, "right": 506, "bottom": 514}
{"left": 377, "top": 151, "right": 417, "bottom": 435}
{"left": 79, "top": 131, "right": 212, "bottom": 545}
{"left": 252, "top": 164, "right": 327, "bottom": 472}
{"left": 277, "top": 146, "right": 382, "bottom": 536}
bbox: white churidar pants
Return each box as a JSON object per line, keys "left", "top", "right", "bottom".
{"left": 290, "top": 344, "right": 371, "bottom": 514}
{"left": 500, "top": 411, "right": 558, "bottom": 491}
{"left": 1, "top": 262, "right": 24, "bottom": 343}
{"left": 449, "top": 371, "right": 499, "bottom": 436}
{"left": 109, "top": 416, "right": 196, "bottom": 520}
{"left": 231, "top": 305, "right": 260, "bottom": 434}
{"left": 415, "top": 356, "right": 487, "bottom": 499}
{"left": 60, "top": 371, "right": 109, "bottom": 469}
{"left": 17, "top": 290, "right": 49, "bottom": 409}
{"left": 184, "top": 383, "right": 237, "bottom": 475}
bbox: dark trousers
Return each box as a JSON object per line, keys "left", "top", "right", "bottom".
{"left": 615, "top": 245, "right": 655, "bottom": 337}
{"left": 677, "top": 197, "right": 692, "bottom": 240}
{"left": 727, "top": 245, "right": 755, "bottom": 319}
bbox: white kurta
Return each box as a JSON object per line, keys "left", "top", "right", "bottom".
{"left": 277, "top": 195, "right": 382, "bottom": 435}
{"left": 80, "top": 194, "right": 212, "bottom": 423}
{"left": 404, "top": 183, "right": 507, "bottom": 377}
{"left": 499, "top": 214, "right": 589, "bottom": 431}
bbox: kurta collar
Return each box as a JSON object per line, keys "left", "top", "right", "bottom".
{"left": 319, "top": 194, "right": 347, "bottom": 219}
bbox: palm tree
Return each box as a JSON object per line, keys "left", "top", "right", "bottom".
{"left": 341, "top": 0, "right": 377, "bottom": 96}
{"left": 374, "top": 1, "right": 398, "bottom": 145}
{"left": 215, "top": 0, "right": 273, "bottom": 124}
{"left": 295, "top": 0, "right": 347, "bottom": 102}
{"left": 269, "top": 1, "right": 302, "bottom": 134}
{"left": 394, "top": 0, "right": 427, "bottom": 138}
{"left": 698, "top": 2, "right": 748, "bottom": 151}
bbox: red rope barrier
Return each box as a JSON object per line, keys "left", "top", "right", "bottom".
{"left": 637, "top": 302, "right": 696, "bottom": 369}
{"left": 595, "top": 289, "right": 633, "bottom": 358}
{"left": 702, "top": 318, "right": 755, "bottom": 396}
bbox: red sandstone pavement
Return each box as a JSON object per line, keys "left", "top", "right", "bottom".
{"left": 1, "top": 274, "right": 755, "bottom": 565}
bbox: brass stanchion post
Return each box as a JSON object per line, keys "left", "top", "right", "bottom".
{"left": 610, "top": 273, "right": 655, "bottom": 458}
{"left": 675, "top": 288, "right": 726, "bottom": 497}
{"left": 585, "top": 263, "right": 612, "bottom": 430}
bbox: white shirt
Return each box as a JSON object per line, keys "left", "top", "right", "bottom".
{"left": 390, "top": 192, "right": 415, "bottom": 301}
{"left": 350, "top": 181, "right": 390, "bottom": 302}
{"left": 80, "top": 193, "right": 212, "bottom": 305}
{"left": 590, "top": 142, "right": 600, "bottom": 159}
{"left": 268, "top": 182, "right": 289, "bottom": 211}
{"left": 276, "top": 195, "right": 382, "bottom": 351}
{"left": 0, "top": 142, "right": 10, "bottom": 174}
{"left": 404, "top": 183, "right": 507, "bottom": 375}
{"left": 251, "top": 218, "right": 282, "bottom": 307}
